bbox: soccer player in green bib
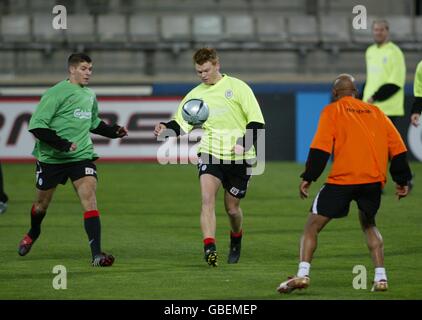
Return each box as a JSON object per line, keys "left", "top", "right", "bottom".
{"left": 0, "top": 162, "right": 8, "bottom": 214}
{"left": 363, "top": 19, "right": 406, "bottom": 126}
{"left": 18, "top": 53, "right": 128, "bottom": 267}
{"left": 411, "top": 60, "right": 422, "bottom": 127}
{"left": 154, "top": 48, "right": 265, "bottom": 266}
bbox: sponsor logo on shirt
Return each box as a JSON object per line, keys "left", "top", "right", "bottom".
{"left": 346, "top": 108, "right": 371, "bottom": 114}
{"left": 74, "top": 109, "right": 92, "bottom": 119}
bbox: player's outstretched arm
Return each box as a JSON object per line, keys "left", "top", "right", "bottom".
{"left": 154, "top": 123, "right": 167, "bottom": 137}
{"left": 90, "top": 121, "right": 128, "bottom": 138}
{"left": 154, "top": 120, "right": 183, "bottom": 138}
{"left": 29, "top": 128, "right": 75, "bottom": 152}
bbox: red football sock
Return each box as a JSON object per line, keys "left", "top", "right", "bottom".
{"left": 231, "top": 230, "right": 243, "bottom": 238}
{"left": 203, "top": 237, "right": 215, "bottom": 246}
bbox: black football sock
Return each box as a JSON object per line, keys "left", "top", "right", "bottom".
{"left": 230, "top": 230, "right": 243, "bottom": 244}
{"left": 28, "top": 205, "right": 46, "bottom": 241}
{"left": 84, "top": 210, "right": 102, "bottom": 258}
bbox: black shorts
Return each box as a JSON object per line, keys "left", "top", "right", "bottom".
{"left": 310, "top": 183, "right": 382, "bottom": 220}
{"left": 35, "top": 160, "right": 97, "bottom": 190}
{"left": 197, "top": 153, "right": 251, "bottom": 199}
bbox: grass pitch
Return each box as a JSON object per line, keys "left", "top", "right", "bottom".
{"left": 0, "top": 161, "right": 421, "bottom": 300}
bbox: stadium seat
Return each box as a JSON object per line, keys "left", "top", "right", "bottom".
{"left": 255, "top": 15, "right": 288, "bottom": 42}
{"left": 0, "top": 51, "right": 15, "bottom": 73}
{"left": 320, "top": 15, "right": 351, "bottom": 44}
{"left": 192, "top": 15, "right": 223, "bottom": 42}
{"left": 128, "top": 14, "right": 159, "bottom": 42}
{"left": 97, "top": 14, "right": 128, "bottom": 43}
{"left": 223, "top": 14, "right": 255, "bottom": 41}
{"left": 65, "top": 14, "right": 96, "bottom": 43}
{"left": 32, "top": 14, "right": 64, "bottom": 43}
{"left": 386, "top": 15, "right": 415, "bottom": 43}
{"left": 160, "top": 15, "right": 190, "bottom": 41}
{"left": 287, "top": 15, "right": 319, "bottom": 44}
{"left": 415, "top": 17, "right": 422, "bottom": 42}
{"left": 6, "top": 0, "right": 28, "bottom": 14}
{"left": 28, "top": 0, "right": 57, "bottom": 13}
{"left": 251, "top": 0, "right": 306, "bottom": 13}
{"left": 0, "top": 15, "right": 31, "bottom": 43}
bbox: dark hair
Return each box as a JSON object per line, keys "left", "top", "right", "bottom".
{"left": 193, "top": 48, "right": 219, "bottom": 65}
{"left": 68, "top": 53, "right": 92, "bottom": 67}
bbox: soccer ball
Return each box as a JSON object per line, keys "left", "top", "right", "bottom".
{"left": 181, "top": 99, "right": 209, "bottom": 126}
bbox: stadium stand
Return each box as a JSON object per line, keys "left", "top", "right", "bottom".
{"left": 287, "top": 15, "right": 319, "bottom": 44}
{"left": 255, "top": 15, "right": 288, "bottom": 43}
{"left": 160, "top": 14, "right": 191, "bottom": 41}
{"left": 0, "top": 0, "right": 421, "bottom": 82}
{"left": 1, "top": 14, "right": 31, "bottom": 43}
{"left": 128, "top": 14, "right": 160, "bottom": 43}
{"left": 97, "top": 14, "right": 127, "bottom": 43}
{"left": 32, "top": 13, "right": 64, "bottom": 43}
{"left": 416, "top": 16, "right": 422, "bottom": 42}
{"left": 192, "top": 15, "right": 223, "bottom": 42}
{"left": 386, "top": 15, "right": 415, "bottom": 43}
{"left": 65, "top": 14, "right": 96, "bottom": 43}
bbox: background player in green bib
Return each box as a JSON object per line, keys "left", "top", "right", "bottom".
{"left": 0, "top": 162, "right": 8, "bottom": 214}
{"left": 411, "top": 60, "right": 422, "bottom": 127}
{"left": 363, "top": 19, "right": 406, "bottom": 126}
{"left": 154, "top": 48, "right": 265, "bottom": 266}
{"left": 18, "top": 53, "right": 128, "bottom": 267}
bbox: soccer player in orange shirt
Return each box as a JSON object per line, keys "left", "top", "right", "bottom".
{"left": 277, "top": 74, "right": 412, "bottom": 294}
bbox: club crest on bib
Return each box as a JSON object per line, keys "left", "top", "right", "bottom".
{"left": 225, "top": 89, "right": 233, "bottom": 99}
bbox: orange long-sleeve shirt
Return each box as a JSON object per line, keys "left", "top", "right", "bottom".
{"left": 310, "top": 96, "right": 407, "bottom": 185}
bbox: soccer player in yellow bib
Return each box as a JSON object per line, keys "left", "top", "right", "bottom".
{"left": 363, "top": 19, "right": 406, "bottom": 127}
{"left": 411, "top": 60, "right": 422, "bottom": 127}
{"left": 154, "top": 48, "right": 265, "bottom": 266}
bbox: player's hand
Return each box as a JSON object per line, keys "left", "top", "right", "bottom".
{"left": 154, "top": 123, "right": 166, "bottom": 137}
{"left": 367, "top": 97, "right": 374, "bottom": 104}
{"left": 232, "top": 144, "right": 245, "bottom": 155}
{"left": 395, "top": 184, "right": 409, "bottom": 200}
{"left": 116, "top": 126, "right": 128, "bottom": 138}
{"left": 410, "top": 113, "right": 420, "bottom": 127}
{"left": 299, "top": 180, "right": 311, "bottom": 199}
{"left": 69, "top": 143, "right": 77, "bottom": 152}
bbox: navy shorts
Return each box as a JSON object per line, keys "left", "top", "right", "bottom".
{"left": 197, "top": 153, "right": 251, "bottom": 199}
{"left": 310, "top": 183, "right": 382, "bottom": 220}
{"left": 35, "top": 160, "right": 97, "bottom": 190}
